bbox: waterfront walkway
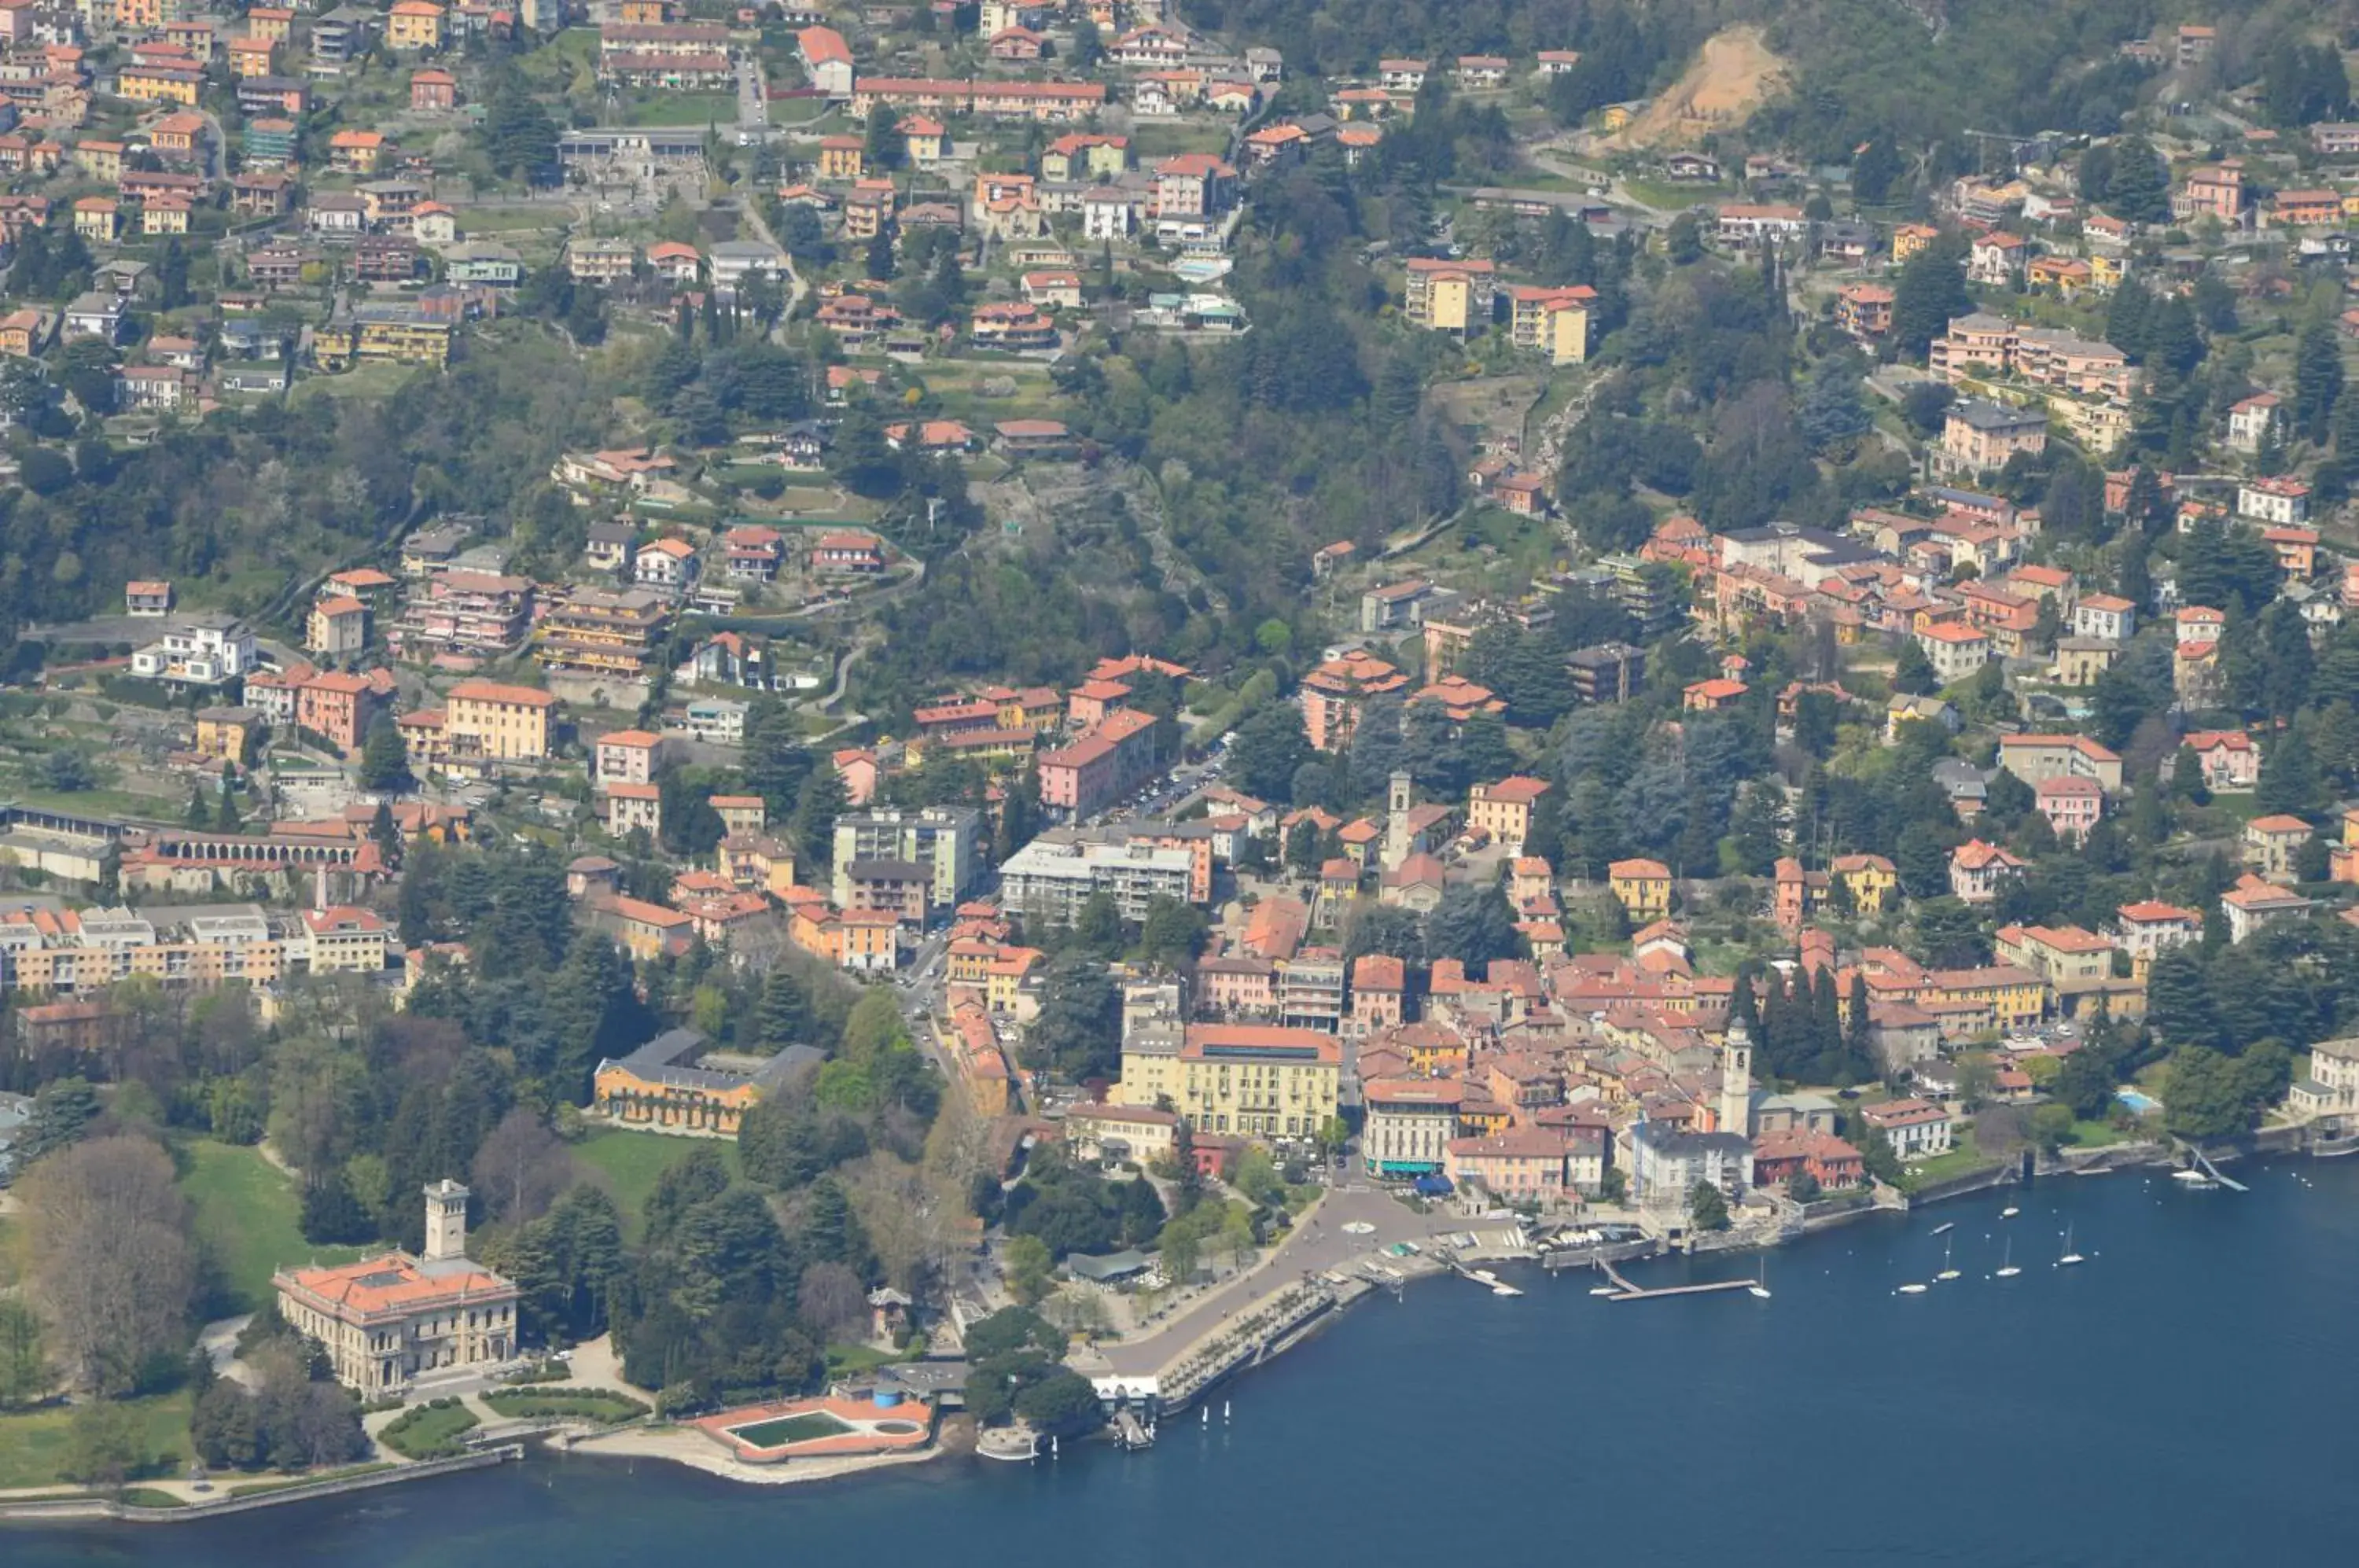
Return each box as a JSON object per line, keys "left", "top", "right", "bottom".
{"left": 1086, "top": 1187, "right": 1485, "bottom": 1382}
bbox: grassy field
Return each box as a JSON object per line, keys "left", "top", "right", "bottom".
{"left": 458, "top": 205, "right": 569, "bottom": 234}
{"left": 623, "top": 94, "right": 738, "bottom": 127}
{"left": 572, "top": 1128, "right": 740, "bottom": 1240}
{"left": 178, "top": 1140, "right": 367, "bottom": 1314}
{"left": 1908, "top": 1125, "right": 1998, "bottom": 1187}
{"left": 291, "top": 361, "right": 423, "bottom": 405}
{"left": 0, "top": 1391, "right": 193, "bottom": 1490}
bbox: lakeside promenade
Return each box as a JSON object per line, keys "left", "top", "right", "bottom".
{"left": 1080, "top": 1187, "right": 1498, "bottom": 1384}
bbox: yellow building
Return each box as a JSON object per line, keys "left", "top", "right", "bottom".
{"left": 72, "top": 197, "right": 119, "bottom": 243}
{"left": 1404, "top": 258, "right": 1496, "bottom": 337}
{"left": 445, "top": 679, "right": 556, "bottom": 760}
{"left": 120, "top": 65, "right": 203, "bottom": 106}
{"left": 1507, "top": 285, "right": 1594, "bottom": 366}
{"left": 1892, "top": 223, "right": 1939, "bottom": 264}
{"left": 984, "top": 947, "right": 1043, "bottom": 1012}
{"left": 193, "top": 706, "right": 262, "bottom": 763}
{"left": 591, "top": 1026, "right": 806, "bottom": 1136}
{"left": 317, "top": 307, "right": 452, "bottom": 370}
{"left": 1919, "top": 965, "right": 2046, "bottom": 1032}
{"left": 1467, "top": 776, "right": 1551, "bottom": 850}
{"left": 995, "top": 686, "right": 1065, "bottom": 732}
{"left": 386, "top": 0, "right": 444, "bottom": 50}
{"left": 1114, "top": 1024, "right": 1341, "bottom": 1142}
{"left": 1607, "top": 857, "right": 1673, "bottom": 922}
{"left": 1830, "top": 852, "right": 1897, "bottom": 914}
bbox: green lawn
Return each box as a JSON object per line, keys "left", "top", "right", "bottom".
{"left": 1908, "top": 1124, "right": 1999, "bottom": 1187}
{"left": 291, "top": 361, "right": 423, "bottom": 404}
{"left": 824, "top": 1343, "right": 907, "bottom": 1380}
{"left": 621, "top": 94, "right": 739, "bottom": 127}
{"left": 480, "top": 1388, "right": 648, "bottom": 1424}
{"left": 458, "top": 205, "right": 568, "bottom": 234}
{"left": 0, "top": 1391, "right": 193, "bottom": 1490}
{"left": 572, "top": 1128, "right": 740, "bottom": 1241}
{"left": 178, "top": 1140, "right": 368, "bottom": 1314}
{"left": 380, "top": 1401, "right": 479, "bottom": 1459}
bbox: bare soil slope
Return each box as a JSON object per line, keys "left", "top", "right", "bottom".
{"left": 1610, "top": 26, "right": 1790, "bottom": 150}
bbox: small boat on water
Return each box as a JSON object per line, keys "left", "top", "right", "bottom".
{"left": 1934, "top": 1235, "right": 1960, "bottom": 1283}
{"left": 2172, "top": 1169, "right": 2219, "bottom": 1189}
{"left": 1930, "top": 1221, "right": 1955, "bottom": 1235}
{"left": 1896, "top": 1283, "right": 1929, "bottom": 1295}
{"left": 1995, "top": 1238, "right": 2021, "bottom": 1279}
{"left": 2058, "top": 1224, "right": 2085, "bottom": 1267}
{"left": 2000, "top": 1205, "right": 2021, "bottom": 1218}
{"left": 1491, "top": 1283, "right": 1525, "bottom": 1297}
{"left": 1749, "top": 1258, "right": 1771, "bottom": 1300}
{"left": 1588, "top": 1286, "right": 1618, "bottom": 1297}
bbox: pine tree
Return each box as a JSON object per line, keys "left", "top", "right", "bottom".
{"left": 1845, "top": 972, "right": 1875, "bottom": 1080}
{"left": 2334, "top": 386, "right": 2359, "bottom": 458}
{"left": 759, "top": 967, "right": 809, "bottom": 1048}
{"left": 2294, "top": 321, "right": 2345, "bottom": 444}
{"left": 2105, "top": 278, "right": 2154, "bottom": 361}
{"left": 1890, "top": 235, "right": 1971, "bottom": 357}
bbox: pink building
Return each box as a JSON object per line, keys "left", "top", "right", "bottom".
{"left": 1349, "top": 953, "right": 1407, "bottom": 1039}
{"left": 1036, "top": 708, "right": 1159, "bottom": 819}
{"left": 1195, "top": 955, "right": 1277, "bottom": 1017}
{"left": 2036, "top": 775, "right": 2103, "bottom": 843}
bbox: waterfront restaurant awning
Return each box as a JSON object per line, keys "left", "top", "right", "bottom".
{"left": 1413, "top": 1174, "right": 1455, "bottom": 1197}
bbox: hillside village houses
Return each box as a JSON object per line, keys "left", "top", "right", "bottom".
{"left": 9, "top": 8, "right": 2359, "bottom": 1462}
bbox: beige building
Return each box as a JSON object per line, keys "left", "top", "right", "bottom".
{"left": 446, "top": 679, "right": 557, "bottom": 760}
{"left": 274, "top": 1183, "right": 519, "bottom": 1394}
{"left": 300, "top": 905, "right": 389, "bottom": 974}
{"left": 1114, "top": 1023, "right": 1340, "bottom": 1143}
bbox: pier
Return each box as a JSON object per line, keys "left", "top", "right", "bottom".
{"left": 2191, "top": 1150, "right": 2248, "bottom": 1191}
{"left": 1592, "top": 1258, "right": 1761, "bottom": 1302}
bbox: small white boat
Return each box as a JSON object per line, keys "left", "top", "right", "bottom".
{"left": 1470, "top": 1268, "right": 1498, "bottom": 1284}
{"left": 1930, "top": 1221, "right": 1955, "bottom": 1235}
{"left": 1896, "top": 1283, "right": 1929, "bottom": 1295}
{"left": 1749, "top": 1258, "right": 1771, "bottom": 1299}
{"left": 1995, "top": 1238, "right": 2021, "bottom": 1279}
{"left": 2058, "top": 1224, "right": 2084, "bottom": 1267}
{"left": 1589, "top": 1286, "right": 1618, "bottom": 1297}
{"left": 1490, "top": 1283, "right": 1524, "bottom": 1297}
{"left": 2000, "top": 1205, "right": 2020, "bottom": 1219}
{"left": 1934, "top": 1235, "right": 1960, "bottom": 1283}
{"left": 2171, "top": 1169, "right": 2218, "bottom": 1189}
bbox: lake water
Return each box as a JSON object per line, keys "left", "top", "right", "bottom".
{"left": 13, "top": 1158, "right": 2357, "bottom": 1567}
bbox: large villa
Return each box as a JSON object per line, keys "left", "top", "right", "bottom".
{"left": 273, "top": 1180, "right": 521, "bottom": 1395}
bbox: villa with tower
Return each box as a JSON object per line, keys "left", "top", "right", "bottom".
{"left": 272, "top": 1181, "right": 520, "bottom": 1395}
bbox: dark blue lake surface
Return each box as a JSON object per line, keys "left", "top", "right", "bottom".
{"left": 14, "top": 1157, "right": 2356, "bottom": 1567}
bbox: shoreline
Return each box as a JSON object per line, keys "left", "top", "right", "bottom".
{"left": 6, "top": 1132, "right": 2336, "bottom": 1522}
{"left": 565, "top": 1425, "right": 952, "bottom": 1487}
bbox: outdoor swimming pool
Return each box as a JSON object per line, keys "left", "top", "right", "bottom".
{"left": 2116, "top": 1088, "right": 2159, "bottom": 1114}
{"left": 730, "top": 1412, "right": 854, "bottom": 1448}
